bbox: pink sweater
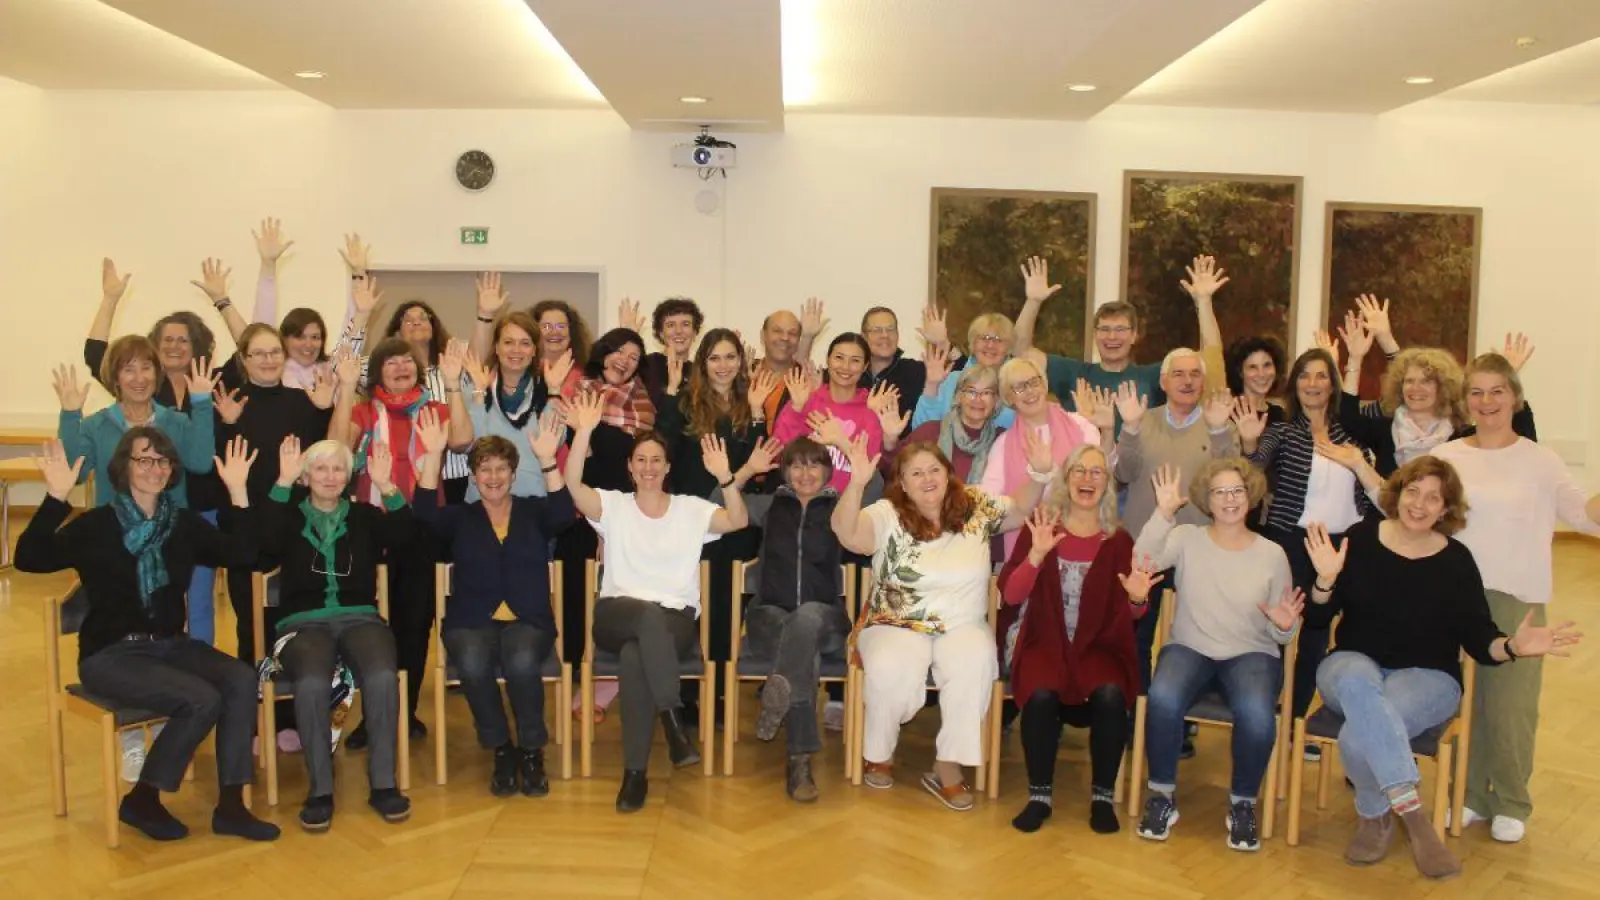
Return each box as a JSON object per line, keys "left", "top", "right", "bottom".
{"left": 773, "top": 387, "right": 884, "bottom": 493}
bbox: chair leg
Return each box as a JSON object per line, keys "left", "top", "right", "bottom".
{"left": 1261, "top": 720, "right": 1279, "bottom": 840}
{"left": 1315, "top": 742, "right": 1331, "bottom": 810}
{"left": 559, "top": 673, "right": 573, "bottom": 781}
{"left": 185, "top": 761, "right": 195, "bottom": 783}
{"left": 102, "top": 716, "right": 120, "bottom": 849}
{"left": 985, "top": 685, "right": 1002, "bottom": 800}
{"left": 398, "top": 670, "right": 411, "bottom": 792}
{"left": 263, "top": 685, "right": 280, "bottom": 807}
{"left": 722, "top": 665, "right": 736, "bottom": 777}
{"left": 1127, "top": 697, "right": 1147, "bottom": 818}
{"left": 434, "top": 671, "right": 447, "bottom": 786}
{"left": 1432, "top": 745, "right": 1453, "bottom": 840}
{"left": 1286, "top": 718, "right": 1307, "bottom": 846}
{"left": 1277, "top": 707, "right": 1292, "bottom": 800}
{"left": 48, "top": 703, "right": 67, "bottom": 817}
{"left": 1449, "top": 733, "right": 1468, "bottom": 838}
{"left": 701, "top": 669, "right": 715, "bottom": 777}
{"left": 849, "top": 670, "right": 865, "bottom": 786}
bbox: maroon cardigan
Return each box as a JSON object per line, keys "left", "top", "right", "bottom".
{"left": 997, "top": 525, "right": 1143, "bottom": 709}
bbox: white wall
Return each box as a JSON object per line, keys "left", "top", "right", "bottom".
{"left": 3, "top": 88, "right": 1598, "bottom": 479}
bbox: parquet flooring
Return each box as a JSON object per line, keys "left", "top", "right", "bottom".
{"left": 3, "top": 529, "right": 1599, "bottom": 899}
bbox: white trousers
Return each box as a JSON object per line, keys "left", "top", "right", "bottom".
{"left": 857, "top": 622, "right": 997, "bottom": 767}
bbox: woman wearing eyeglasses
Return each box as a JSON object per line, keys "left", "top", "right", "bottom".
{"left": 913, "top": 313, "right": 1016, "bottom": 430}
{"left": 900, "top": 365, "right": 1005, "bottom": 484}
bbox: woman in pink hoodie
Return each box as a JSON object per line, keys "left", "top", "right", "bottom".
{"left": 774, "top": 333, "right": 886, "bottom": 493}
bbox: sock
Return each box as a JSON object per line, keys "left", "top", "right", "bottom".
{"left": 1229, "top": 794, "right": 1256, "bottom": 808}
{"left": 1012, "top": 800, "right": 1053, "bottom": 833}
{"left": 1387, "top": 785, "right": 1423, "bottom": 816}
{"left": 1029, "top": 783, "right": 1054, "bottom": 807}
{"left": 1148, "top": 782, "right": 1175, "bottom": 799}
{"left": 1089, "top": 788, "right": 1120, "bottom": 834}
{"left": 217, "top": 784, "right": 247, "bottom": 816}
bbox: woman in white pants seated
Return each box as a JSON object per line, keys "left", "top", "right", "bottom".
{"left": 831, "top": 430, "right": 1050, "bottom": 810}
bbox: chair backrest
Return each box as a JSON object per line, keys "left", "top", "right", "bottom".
{"left": 42, "top": 584, "right": 82, "bottom": 699}
{"left": 434, "top": 560, "right": 566, "bottom": 665}
{"left": 1153, "top": 590, "right": 1297, "bottom": 711}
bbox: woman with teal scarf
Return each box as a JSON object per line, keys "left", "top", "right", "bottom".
{"left": 259, "top": 434, "right": 419, "bottom": 832}
{"left": 461, "top": 310, "right": 572, "bottom": 499}
{"left": 898, "top": 364, "right": 1005, "bottom": 484}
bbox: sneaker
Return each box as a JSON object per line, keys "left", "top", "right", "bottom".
{"left": 822, "top": 701, "right": 845, "bottom": 733}
{"left": 1449, "top": 807, "right": 1486, "bottom": 828}
{"left": 1303, "top": 744, "right": 1323, "bottom": 763}
{"left": 121, "top": 741, "right": 146, "bottom": 784}
{"left": 519, "top": 748, "right": 550, "bottom": 798}
{"left": 1137, "top": 794, "right": 1180, "bottom": 841}
{"left": 1226, "top": 801, "right": 1261, "bottom": 852}
{"left": 1490, "top": 815, "right": 1526, "bottom": 843}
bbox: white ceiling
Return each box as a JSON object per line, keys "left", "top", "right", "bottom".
{"left": 1, "top": 0, "right": 1596, "bottom": 129}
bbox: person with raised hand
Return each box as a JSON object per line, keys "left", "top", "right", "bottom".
{"left": 259, "top": 433, "right": 418, "bottom": 831}
{"left": 85, "top": 258, "right": 218, "bottom": 414}
{"left": 563, "top": 388, "right": 752, "bottom": 812}
{"left": 1428, "top": 352, "right": 1600, "bottom": 844}
{"left": 834, "top": 422, "right": 1049, "bottom": 812}
{"left": 912, "top": 309, "right": 1009, "bottom": 430}
{"left": 1131, "top": 459, "right": 1296, "bottom": 852}
{"left": 460, "top": 308, "right": 570, "bottom": 500}
{"left": 999, "top": 444, "right": 1150, "bottom": 835}
{"left": 898, "top": 362, "right": 1005, "bottom": 484}
{"left": 230, "top": 219, "right": 335, "bottom": 391}
{"left": 16, "top": 432, "right": 275, "bottom": 844}
{"left": 860, "top": 305, "right": 930, "bottom": 438}
{"left": 619, "top": 295, "right": 704, "bottom": 409}
{"left": 413, "top": 404, "right": 576, "bottom": 799}
{"left": 774, "top": 333, "right": 884, "bottom": 493}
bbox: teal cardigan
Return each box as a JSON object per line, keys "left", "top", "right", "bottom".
{"left": 58, "top": 397, "right": 216, "bottom": 507}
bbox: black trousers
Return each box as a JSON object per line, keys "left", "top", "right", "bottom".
{"left": 386, "top": 535, "right": 439, "bottom": 723}
{"left": 1019, "top": 684, "right": 1127, "bottom": 793}
{"left": 1264, "top": 524, "right": 1333, "bottom": 718}
{"left": 592, "top": 597, "right": 699, "bottom": 772}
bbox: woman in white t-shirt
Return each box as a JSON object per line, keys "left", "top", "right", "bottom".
{"left": 832, "top": 430, "right": 1051, "bottom": 811}
{"left": 564, "top": 389, "right": 775, "bottom": 814}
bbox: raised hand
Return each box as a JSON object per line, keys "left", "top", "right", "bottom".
{"left": 800, "top": 297, "right": 829, "bottom": 339}
{"left": 1354, "top": 294, "right": 1392, "bottom": 339}
{"left": 617, "top": 297, "right": 644, "bottom": 334}
{"left": 52, "top": 363, "right": 90, "bottom": 412}
{"left": 214, "top": 435, "right": 257, "bottom": 494}
{"left": 440, "top": 338, "right": 468, "bottom": 384}
{"left": 918, "top": 302, "right": 949, "bottom": 348}
{"left": 666, "top": 354, "right": 685, "bottom": 396}
{"left": 1313, "top": 329, "right": 1341, "bottom": 369}
{"left": 463, "top": 347, "right": 493, "bottom": 392}
{"left": 866, "top": 381, "right": 898, "bottom": 414}
{"left": 1072, "top": 379, "right": 1114, "bottom": 432}
{"left": 335, "top": 352, "right": 361, "bottom": 389}
{"left": 1024, "top": 506, "right": 1065, "bottom": 565}
{"left": 368, "top": 440, "right": 396, "bottom": 494}
{"left": 701, "top": 435, "right": 733, "bottom": 483}
{"left": 1118, "top": 554, "right": 1166, "bottom": 604}
{"left": 33, "top": 439, "right": 84, "bottom": 502}
{"left": 529, "top": 408, "right": 563, "bottom": 464}
{"left": 806, "top": 410, "right": 848, "bottom": 448}
{"left": 742, "top": 436, "right": 782, "bottom": 477}
{"left": 339, "top": 233, "right": 372, "bottom": 273}
{"left": 543, "top": 349, "right": 574, "bottom": 391}
{"left": 1022, "top": 425, "right": 1054, "bottom": 475}
{"left": 102, "top": 257, "right": 132, "bottom": 303}
{"left": 1508, "top": 609, "right": 1583, "bottom": 659}
{"left": 922, "top": 341, "right": 953, "bottom": 392}
{"left": 1151, "top": 464, "right": 1186, "bottom": 519}
{"left": 305, "top": 364, "right": 336, "bottom": 409}
{"left": 190, "top": 257, "right": 231, "bottom": 304}
{"left": 568, "top": 389, "right": 605, "bottom": 433}
{"left": 844, "top": 432, "right": 879, "bottom": 487}
{"left": 1502, "top": 332, "right": 1536, "bottom": 372}
{"left": 879, "top": 404, "right": 911, "bottom": 437}
{"left": 415, "top": 405, "right": 449, "bottom": 456}
{"left": 1020, "top": 255, "right": 1061, "bottom": 304}
{"left": 253, "top": 217, "right": 294, "bottom": 262}
{"left": 1303, "top": 522, "right": 1347, "bottom": 584}
{"left": 352, "top": 272, "right": 383, "bottom": 315}
{"left": 1181, "top": 255, "right": 1229, "bottom": 300}
{"left": 475, "top": 271, "right": 508, "bottom": 317}
{"left": 1232, "top": 396, "right": 1267, "bottom": 443}
{"left": 213, "top": 386, "right": 249, "bottom": 425}
{"left": 1113, "top": 381, "right": 1147, "bottom": 431}
{"left": 186, "top": 356, "right": 220, "bottom": 397}
{"left": 747, "top": 366, "right": 779, "bottom": 416}
{"left": 1260, "top": 586, "right": 1305, "bottom": 633}
{"left": 277, "top": 435, "right": 305, "bottom": 487}
{"left": 1202, "top": 388, "right": 1234, "bottom": 430}
{"left": 785, "top": 360, "right": 818, "bottom": 412}
{"left": 1313, "top": 435, "right": 1365, "bottom": 472}
{"left": 1338, "top": 309, "right": 1373, "bottom": 359}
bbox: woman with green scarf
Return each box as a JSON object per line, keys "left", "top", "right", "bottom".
{"left": 897, "top": 364, "right": 1004, "bottom": 484}
{"left": 259, "top": 434, "right": 419, "bottom": 832}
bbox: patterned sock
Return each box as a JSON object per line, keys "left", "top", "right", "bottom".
{"left": 1091, "top": 786, "right": 1115, "bottom": 805}
{"left": 1029, "top": 784, "right": 1054, "bottom": 807}
{"left": 1229, "top": 794, "right": 1256, "bottom": 808}
{"left": 1387, "top": 785, "right": 1423, "bottom": 816}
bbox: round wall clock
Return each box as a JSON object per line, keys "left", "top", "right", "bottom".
{"left": 455, "top": 150, "right": 495, "bottom": 191}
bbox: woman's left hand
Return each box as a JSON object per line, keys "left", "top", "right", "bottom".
{"left": 1313, "top": 436, "right": 1365, "bottom": 472}
{"left": 747, "top": 367, "right": 779, "bottom": 416}
{"left": 1259, "top": 586, "right": 1305, "bottom": 632}
{"left": 214, "top": 435, "right": 257, "bottom": 494}
{"left": 529, "top": 408, "right": 563, "bottom": 465}
{"left": 440, "top": 338, "right": 468, "bottom": 385}
{"left": 368, "top": 440, "right": 396, "bottom": 494}
{"left": 305, "top": 364, "right": 337, "bottom": 410}
{"left": 741, "top": 436, "right": 783, "bottom": 479}
{"left": 186, "top": 356, "right": 220, "bottom": 397}
{"left": 1508, "top": 610, "right": 1583, "bottom": 658}
{"left": 1118, "top": 554, "right": 1165, "bottom": 603}
{"left": 542, "top": 349, "right": 574, "bottom": 392}
{"left": 701, "top": 434, "right": 733, "bottom": 483}
{"left": 1022, "top": 425, "right": 1054, "bottom": 476}
{"left": 415, "top": 405, "right": 449, "bottom": 456}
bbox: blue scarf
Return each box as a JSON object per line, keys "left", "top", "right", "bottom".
{"left": 111, "top": 492, "right": 178, "bottom": 612}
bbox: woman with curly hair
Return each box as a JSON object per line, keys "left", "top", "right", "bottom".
{"left": 528, "top": 299, "right": 590, "bottom": 397}
{"left": 1224, "top": 335, "right": 1287, "bottom": 426}
{"left": 831, "top": 432, "right": 1049, "bottom": 811}
{"left": 618, "top": 296, "right": 704, "bottom": 408}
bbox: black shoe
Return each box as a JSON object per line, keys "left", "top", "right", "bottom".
{"left": 1226, "top": 800, "right": 1261, "bottom": 852}
{"left": 519, "top": 747, "right": 550, "bottom": 798}
{"left": 299, "top": 794, "right": 334, "bottom": 832}
{"left": 659, "top": 709, "right": 701, "bottom": 768}
{"left": 119, "top": 793, "right": 189, "bottom": 841}
{"left": 1180, "top": 736, "right": 1197, "bottom": 760}
{"left": 212, "top": 807, "right": 281, "bottom": 842}
{"left": 616, "top": 769, "right": 648, "bottom": 813}
{"left": 368, "top": 788, "right": 411, "bottom": 823}
{"left": 408, "top": 718, "right": 428, "bottom": 740}
{"left": 786, "top": 754, "right": 819, "bottom": 803}
{"left": 344, "top": 722, "right": 369, "bottom": 752}
{"left": 489, "top": 743, "right": 518, "bottom": 797}
{"left": 1137, "top": 794, "right": 1180, "bottom": 841}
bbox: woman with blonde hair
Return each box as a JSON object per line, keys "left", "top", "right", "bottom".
{"left": 998, "top": 443, "right": 1156, "bottom": 834}
{"left": 898, "top": 364, "right": 1005, "bottom": 484}
{"left": 913, "top": 312, "right": 1016, "bottom": 429}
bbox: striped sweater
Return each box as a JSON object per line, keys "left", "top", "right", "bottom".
{"left": 1247, "top": 413, "right": 1376, "bottom": 531}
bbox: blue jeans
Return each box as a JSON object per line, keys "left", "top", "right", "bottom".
{"left": 1316, "top": 651, "right": 1462, "bottom": 818}
{"left": 186, "top": 509, "right": 218, "bottom": 646}
{"left": 1146, "top": 643, "right": 1282, "bottom": 798}
{"left": 443, "top": 622, "right": 557, "bottom": 750}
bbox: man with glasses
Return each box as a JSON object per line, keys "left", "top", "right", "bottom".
{"left": 860, "top": 306, "right": 935, "bottom": 438}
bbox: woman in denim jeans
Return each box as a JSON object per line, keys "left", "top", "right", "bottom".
{"left": 1303, "top": 455, "right": 1582, "bottom": 878}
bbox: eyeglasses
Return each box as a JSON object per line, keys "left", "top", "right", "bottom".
{"left": 1210, "top": 486, "right": 1249, "bottom": 500}
{"left": 959, "top": 388, "right": 997, "bottom": 401}
{"left": 974, "top": 333, "right": 1006, "bottom": 344}
{"left": 131, "top": 456, "right": 173, "bottom": 472}
{"left": 1010, "top": 376, "right": 1045, "bottom": 396}
{"left": 401, "top": 316, "right": 431, "bottom": 327}
{"left": 1095, "top": 325, "right": 1133, "bottom": 336}
{"left": 539, "top": 322, "right": 569, "bottom": 334}
{"left": 1068, "top": 465, "right": 1107, "bottom": 480}
{"left": 246, "top": 348, "right": 285, "bottom": 361}
{"left": 864, "top": 326, "right": 898, "bottom": 337}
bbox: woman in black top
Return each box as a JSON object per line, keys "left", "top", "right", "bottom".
{"left": 259, "top": 434, "right": 417, "bottom": 831}
{"left": 1303, "top": 456, "right": 1581, "bottom": 879}
{"left": 16, "top": 430, "right": 276, "bottom": 844}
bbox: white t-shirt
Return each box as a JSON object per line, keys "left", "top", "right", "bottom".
{"left": 589, "top": 490, "right": 722, "bottom": 614}
{"left": 861, "top": 487, "right": 1012, "bottom": 634}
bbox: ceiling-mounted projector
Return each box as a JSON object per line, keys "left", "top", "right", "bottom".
{"left": 673, "top": 127, "right": 737, "bottom": 170}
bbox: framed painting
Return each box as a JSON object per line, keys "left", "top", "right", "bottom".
{"left": 1121, "top": 171, "right": 1303, "bottom": 365}
{"left": 1322, "top": 202, "right": 1482, "bottom": 399}
{"left": 929, "top": 187, "right": 1096, "bottom": 358}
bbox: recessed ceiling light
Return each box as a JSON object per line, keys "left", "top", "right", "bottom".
{"left": 1515, "top": 36, "right": 1538, "bottom": 49}
{"left": 1065, "top": 83, "right": 1097, "bottom": 93}
{"left": 679, "top": 96, "right": 709, "bottom": 104}
{"left": 1404, "top": 76, "right": 1434, "bottom": 85}
{"left": 294, "top": 70, "right": 325, "bottom": 79}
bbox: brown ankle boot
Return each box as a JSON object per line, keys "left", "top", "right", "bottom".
{"left": 1344, "top": 813, "right": 1395, "bottom": 865}
{"left": 1397, "top": 807, "right": 1462, "bottom": 880}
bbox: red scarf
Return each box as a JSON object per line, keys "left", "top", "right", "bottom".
{"left": 354, "top": 384, "right": 431, "bottom": 505}
{"left": 578, "top": 376, "right": 656, "bottom": 433}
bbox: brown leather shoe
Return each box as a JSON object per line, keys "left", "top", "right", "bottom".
{"left": 1344, "top": 813, "right": 1395, "bottom": 865}
{"left": 1398, "top": 808, "right": 1462, "bottom": 880}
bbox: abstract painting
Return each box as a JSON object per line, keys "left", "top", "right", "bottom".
{"left": 929, "top": 187, "right": 1096, "bottom": 358}
{"left": 1323, "top": 202, "right": 1482, "bottom": 399}
{"left": 1121, "top": 171, "right": 1303, "bottom": 364}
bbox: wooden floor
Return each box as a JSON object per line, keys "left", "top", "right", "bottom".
{"left": 3, "top": 528, "right": 1599, "bottom": 899}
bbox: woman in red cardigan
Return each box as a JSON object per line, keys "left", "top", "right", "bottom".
{"left": 999, "top": 444, "right": 1161, "bottom": 835}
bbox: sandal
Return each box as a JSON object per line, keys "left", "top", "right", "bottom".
{"left": 920, "top": 772, "right": 975, "bottom": 811}
{"left": 862, "top": 760, "right": 894, "bottom": 790}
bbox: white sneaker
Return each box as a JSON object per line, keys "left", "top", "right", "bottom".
{"left": 1490, "top": 815, "right": 1526, "bottom": 843}
{"left": 823, "top": 701, "right": 845, "bottom": 732}
{"left": 1447, "top": 807, "right": 1487, "bottom": 828}
{"left": 120, "top": 739, "right": 146, "bottom": 783}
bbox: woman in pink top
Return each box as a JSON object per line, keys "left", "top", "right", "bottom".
{"left": 774, "top": 333, "right": 894, "bottom": 493}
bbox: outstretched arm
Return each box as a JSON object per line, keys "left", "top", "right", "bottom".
{"left": 561, "top": 389, "right": 606, "bottom": 521}
{"left": 1011, "top": 255, "right": 1057, "bottom": 371}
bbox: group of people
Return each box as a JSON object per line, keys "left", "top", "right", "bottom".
{"left": 17, "top": 222, "right": 1588, "bottom": 881}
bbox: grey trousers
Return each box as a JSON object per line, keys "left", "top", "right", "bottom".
{"left": 745, "top": 600, "right": 849, "bottom": 755}
{"left": 592, "top": 596, "right": 699, "bottom": 772}
{"left": 278, "top": 613, "right": 399, "bottom": 798}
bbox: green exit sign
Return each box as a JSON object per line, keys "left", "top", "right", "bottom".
{"left": 460, "top": 227, "right": 489, "bottom": 245}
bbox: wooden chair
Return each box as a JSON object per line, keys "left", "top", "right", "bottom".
{"left": 721, "top": 561, "right": 857, "bottom": 776}
{"left": 1125, "top": 592, "right": 1296, "bottom": 840}
{"left": 44, "top": 582, "right": 206, "bottom": 849}
{"left": 252, "top": 565, "right": 410, "bottom": 806}
{"left": 431, "top": 561, "right": 571, "bottom": 785}
{"left": 1285, "top": 643, "right": 1475, "bottom": 845}
{"left": 579, "top": 560, "right": 716, "bottom": 777}
{"left": 844, "top": 570, "right": 1001, "bottom": 790}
